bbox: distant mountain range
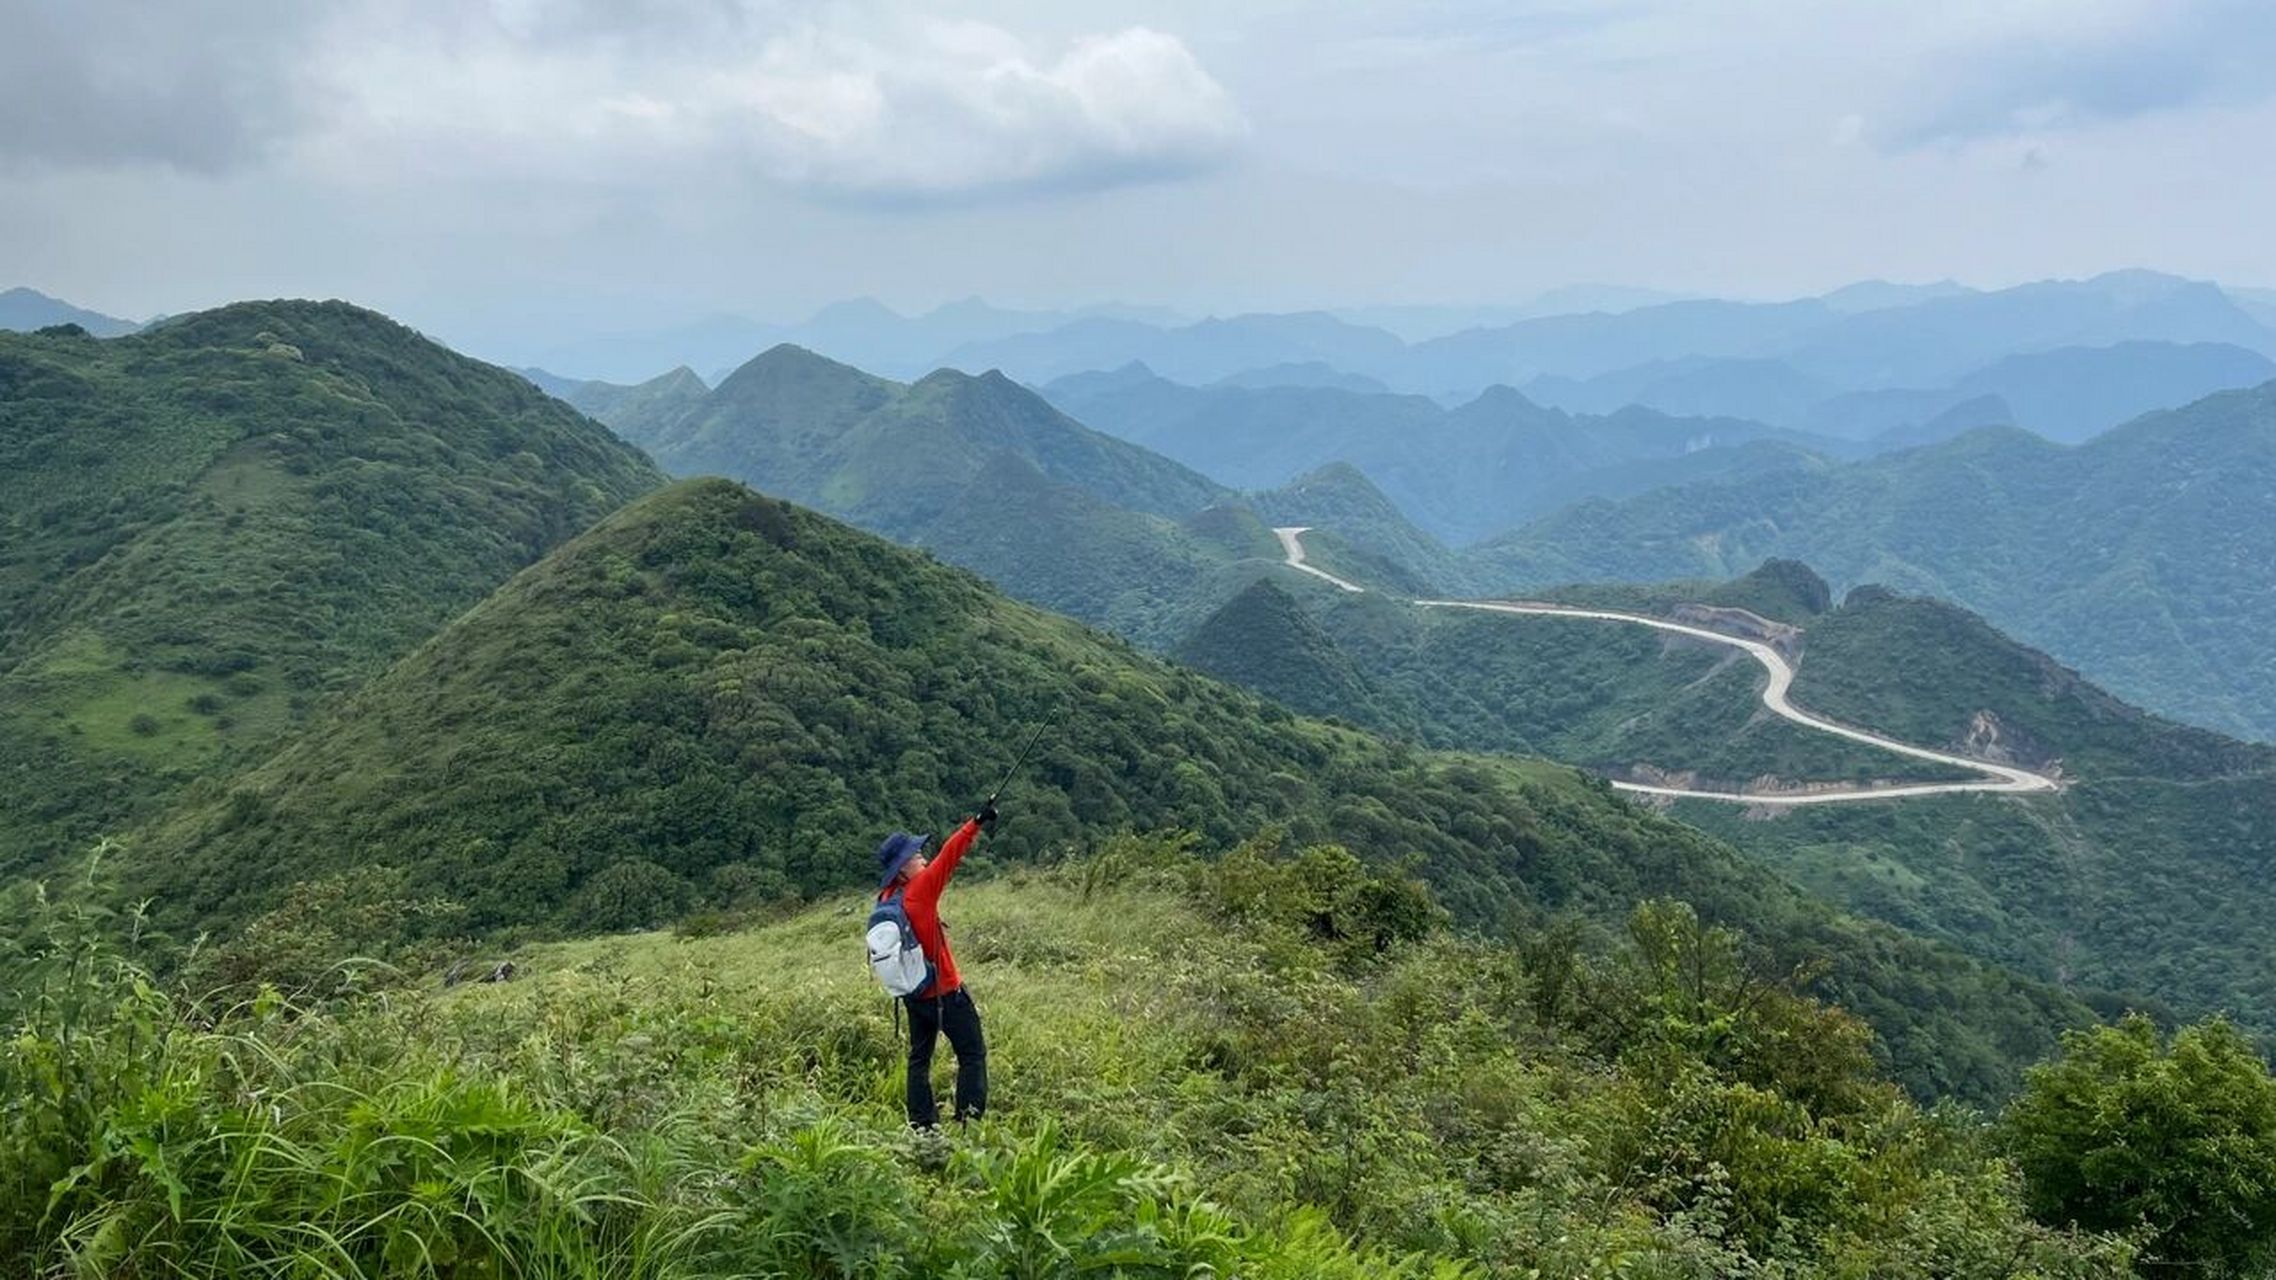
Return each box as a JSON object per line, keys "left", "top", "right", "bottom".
{"left": 1043, "top": 364, "right": 1842, "bottom": 544}
{"left": 1472, "top": 380, "right": 2276, "bottom": 740}
{"left": 945, "top": 271, "right": 2276, "bottom": 407}
{"left": 506, "top": 296, "right": 1189, "bottom": 385}
{"left": 560, "top": 327, "right": 2276, "bottom": 748}
{"left": 1528, "top": 340, "right": 2276, "bottom": 444}
{"left": 0, "top": 287, "right": 139, "bottom": 337}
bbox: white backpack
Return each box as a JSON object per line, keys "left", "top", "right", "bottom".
{"left": 865, "top": 893, "right": 934, "bottom": 998}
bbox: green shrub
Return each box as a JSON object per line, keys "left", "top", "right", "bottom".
{"left": 2006, "top": 1013, "right": 2276, "bottom": 1275}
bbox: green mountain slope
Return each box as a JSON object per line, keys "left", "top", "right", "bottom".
{"left": 627, "top": 345, "right": 1224, "bottom": 529}
{"left": 1473, "top": 382, "right": 2276, "bottom": 739}
{"left": 127, "top": 478, "right": 2093, "bottom": 1099}
{"left": 1670, "top": 587, "right": 2276, "bottom": 1029}
{"left": 552, "top": 364, "right": 709, "bottom": 433}
{"left": 1196, "top": 545, "right": 2276, "bottom": 1041}
{"left": 1217, "top": 561, "right": 1966, "bottom": 790}
{"left": 1249, "top": 462, "right": 1472, "bottom": 593}
{"left": 0, "top": 303, "right": 664, "bottom": 875}
{"left": 606, "top": 345, "right": 1240, "bottom": 641}
{"left": 1173, "top": 579, "right": 1412, "bottom": 730}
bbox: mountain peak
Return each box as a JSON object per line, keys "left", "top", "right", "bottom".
{"left": 712, "top": 343, "right": 888, "bottom": 402}
{"left": 1457, "top": 384, "right": 1549, "bottom": 414}
{"left": 0, "top": 286, "right": 141, "bottom": 338}
{"left": 1174, "top": 578, "right": 1397, "bottom": 728}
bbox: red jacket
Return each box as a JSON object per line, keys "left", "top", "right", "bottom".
{"left": 884, "top": 818, "right": 978, "bottom": 998}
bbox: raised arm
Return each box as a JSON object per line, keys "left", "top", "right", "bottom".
{"left": 903, "top": 817, "right": 981, "bottom": 912}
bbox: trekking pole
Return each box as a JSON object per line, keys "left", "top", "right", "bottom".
{"left": 985, "top": 718, "right": 1050, "bottom": 807}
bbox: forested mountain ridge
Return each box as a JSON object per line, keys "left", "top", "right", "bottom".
{"left": 600, "top": 343, "right": 1254, "bottom": 643}
{"left": 1213, "top": 560, "right": 1976, "bottom": 792}
{"left": 1471, "top": 380, "right": 2276, "bottom": 740}
{"left": 621, "top": 343, "right": 1226, "bottom": 528}
{"left": 1685, "top": 588, "right": 2276, "bottom": 1031}
{"left": 0, "top": 301, "right": 665, "bottom": 875}
{"left": 125, "top": 476, "right": 2096, "bottom": 1100}
{"left": 1248, "top": 462, "right": 1474, "bottom": 594}
{"left": 1182, "top": 549, "right": 2276, "bottom": 1042}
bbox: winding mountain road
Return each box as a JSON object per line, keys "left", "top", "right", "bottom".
{"left": 1274, "top": 526, "right": 2060, "bottom": 806}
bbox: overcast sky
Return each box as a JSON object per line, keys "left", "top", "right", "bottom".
{"left": 6, "top": 0, "right": 2276, "bottom": 357}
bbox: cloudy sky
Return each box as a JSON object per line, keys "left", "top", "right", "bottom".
{"left": 6, "top": 0, "right": 2275, "bottom": 359}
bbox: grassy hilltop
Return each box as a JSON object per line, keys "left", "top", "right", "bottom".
{"left": 0, "top": 302, "right": 663, "bottom": 875}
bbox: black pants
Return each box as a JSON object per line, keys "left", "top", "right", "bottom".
{"left": 905, "top": 986, "right": 987, "bottom": 1128}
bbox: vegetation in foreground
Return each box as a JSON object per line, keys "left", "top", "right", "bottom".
{"left": 5, "top": 836, "right": 2157, "bottom": 1278}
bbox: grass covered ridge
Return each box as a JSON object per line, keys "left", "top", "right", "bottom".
{"left": 4, "top": 836, "right": 2134, "bottom": 1277}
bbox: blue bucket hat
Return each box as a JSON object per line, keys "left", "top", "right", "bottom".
{"left": 876, "top": 831, "right": 933, "bottom": 889}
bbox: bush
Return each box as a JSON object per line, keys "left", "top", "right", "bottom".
{"left": 2005, "top": 1013, "right": 2276, "bottom": 1275}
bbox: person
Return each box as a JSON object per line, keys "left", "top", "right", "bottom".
{"left": 875, "top": 799, "right": 996, "bottom": 1128}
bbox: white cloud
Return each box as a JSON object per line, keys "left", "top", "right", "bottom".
{"left": 299, "top": 6, "right": 1246, "bottom": 206}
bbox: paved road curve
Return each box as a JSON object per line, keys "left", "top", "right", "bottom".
{"left": 1274, "top": 526, "right": 2060, "bottom": 806}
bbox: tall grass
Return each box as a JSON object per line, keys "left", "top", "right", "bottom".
{"left": 0, "top": 870, "right": 1440, "bottom": 1277}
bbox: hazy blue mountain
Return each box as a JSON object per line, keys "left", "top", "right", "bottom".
{"left": 1332, "top": 285, "right": 1694, "bottom": 341}
{"left": 1525, "top": 356, "right": 1836, "bottom": 425}
{"left": 1553, "top": 338, "right": 2270, "bottom": 446}
{"left": 1396, "top": 298, "right": 1836, "bottom": 392}
{"left": 2233, "top": 286, "right": 2276, "bottom": 331}
{"left": 784, "top": 296, "right": 1131, "bottom": 378}
{"left": 1211, "top": 361, "right": 1390, "bottom": 393}
{"left": 518, "top": 312, "right": 783, "bottom": 385}
{"left": 1805, "top": 386, "right": 2008, "bottom": 440}
{"left": 1782, "top": 270, "right": 2275, "bottom": 387}
{"left": 1040, "top": 365, "right": 1443, "bottom": 491}
{"left": 512, "top": 366, "right": 588, "bottom": 399}
{"left": 1472, "top": 381, "right": 2276, "bottom": 738}
{"left": 1817, "top": 279, "right": 1977, "bottom": 314}
{"left": 1862, "top": 394, "right": 2015, "bottom": 452}
{"left": 566, "top": 366, "right": 710, "bottom": 433}
{"left": 0, "top": 287, "right": 139, "bottom": 337}
{"left": 500, "top": 296, "right": 1184, "bottom": 386}
{"left": 1046, "top": 366, "right": 1840, "bottom": 544}
{"left": 1944, "top": 341, "right": 2276, "bottom": 443}
{"left": 1391, "top": 271, "right": 2274, "bottom": 399}
{"left": 942, "top": 310, "right": 1406, "bottom": 385}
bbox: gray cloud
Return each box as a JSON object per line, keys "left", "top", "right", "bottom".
{"left": 1882, "top": 0, "right": 2276, "bottom": 148}
{"left": 0, "top": 1, "right": 318, "bottom": 172}
{"left": 0, "top": 1, "right": 1244, "bottom": 204}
